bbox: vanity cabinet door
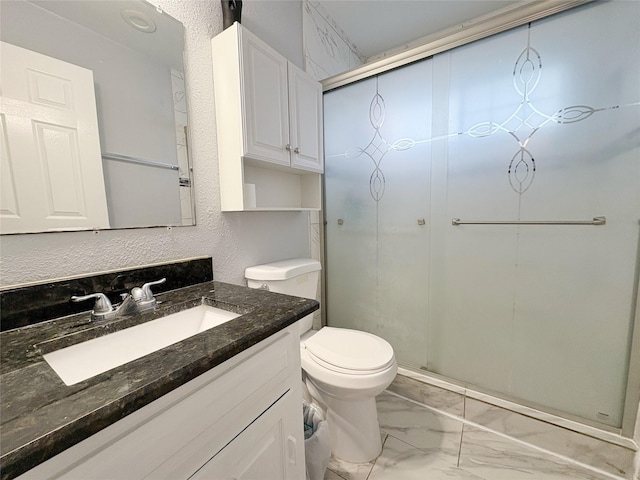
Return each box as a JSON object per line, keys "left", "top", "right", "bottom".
{"left": 190, "top": 390, "right": 304, "bottom": 480}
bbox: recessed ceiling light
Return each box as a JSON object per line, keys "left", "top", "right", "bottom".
{"left": 121, "top": 9, "right": 157, "bottom": 33}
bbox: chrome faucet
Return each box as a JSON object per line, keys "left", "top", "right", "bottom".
{"left": 71, "top": 278, "right": 166, "bottom": 321}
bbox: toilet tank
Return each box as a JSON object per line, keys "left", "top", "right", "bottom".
{"left": 245, "top": 258, "right": 321, "bottom": 334}
{"left": 245, "top": 258, "right": 321, "bottom": 299}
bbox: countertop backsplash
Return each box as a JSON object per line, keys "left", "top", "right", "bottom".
{"left": 0, "top": 257, "right": 213, "bottom": 332}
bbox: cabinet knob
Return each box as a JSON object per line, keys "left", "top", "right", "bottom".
{"left": 293, "top": 147, "right": 300, "bottom": 154}
{"left": 285, "top": 144, "right": 292, "bottom": 152}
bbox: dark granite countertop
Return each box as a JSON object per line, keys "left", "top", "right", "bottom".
{"left": 0, "top": 281, "right": 318, "bottom": 480}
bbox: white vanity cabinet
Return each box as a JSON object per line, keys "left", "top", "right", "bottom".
{"left": 212, "top": 22, "right": 323, "bottom": 211}
{"left": 18, "top": 324, "right": 305, "bottom": 480}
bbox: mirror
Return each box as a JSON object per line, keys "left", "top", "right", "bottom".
{"left": 0, "top": 0, "right": 194, "bottom": 234}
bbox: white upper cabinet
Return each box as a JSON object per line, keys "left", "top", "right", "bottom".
{"left": 212, "top": 23, "right": 323, "bottom": 211}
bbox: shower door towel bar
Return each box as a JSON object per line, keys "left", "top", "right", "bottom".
{"left": 451, "top": 216, "right": 606, "bottom": 226}
{"left": 102, "top": 153, "right": 179, "bottom": 171}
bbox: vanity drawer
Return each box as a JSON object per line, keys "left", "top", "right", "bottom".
{"left": 18, "top": 325, "right": 301, "bottom": 480}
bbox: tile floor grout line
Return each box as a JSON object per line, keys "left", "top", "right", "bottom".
{"left": 365, "top": 434, "right": 388, "bottom": 480}
{"left": 328, "top": 464, "right": 354, "bottom": 480}
{"left": 381, "top": 390, "right": 628, "bottom": 480}
{"left": 457, "top": 393, "right": 467, "bottom": 467}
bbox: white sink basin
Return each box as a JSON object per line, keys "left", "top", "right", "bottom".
{"left": 43, "top": 305, "right": 241, "bottom": 386}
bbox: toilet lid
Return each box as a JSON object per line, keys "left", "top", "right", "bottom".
{"left": 304, "top": 327, "right": 395, "bottom": 373}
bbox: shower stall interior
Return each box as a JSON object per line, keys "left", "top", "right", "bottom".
{"left": 323, "top": 1, "right": 640, "bottom": 432}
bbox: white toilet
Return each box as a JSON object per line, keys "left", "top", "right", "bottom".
{"left": 245, "top": 258, "right": 397, "bottom": 463}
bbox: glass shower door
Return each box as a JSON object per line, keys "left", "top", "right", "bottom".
{"left": 323, "top": 1, "right": 639, "bottom": 428}
{"left": 324, "top": 60, "right": 432, "bottom": 368}
{"left": 428, "top": 2, "right": 639, "bottom": 427}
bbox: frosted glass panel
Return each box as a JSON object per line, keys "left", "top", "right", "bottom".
{"left": 324, "top": 60, "right": 432, "bottom": 368}
{"left": 429, "top": 2, "right": 639, "bottom": 427}
{"left": 512, "top": 5, "right": 638, "bottom": 426}
{"left": 323, "top": 1, "right": 639, "bottom": 428}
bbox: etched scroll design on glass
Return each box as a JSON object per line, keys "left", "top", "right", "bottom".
{"left": 464, "top": 24, "right": 637, "bottom": 193}
{"left": 328, "top": 24, "right": 639, "bottom": 199}
{"left": 341, "top": 78, "right": 419, "bottom": 202}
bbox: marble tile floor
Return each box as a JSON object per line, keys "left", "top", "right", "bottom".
{"left": 324, "top": 391, "right": 625, "bottom": 480}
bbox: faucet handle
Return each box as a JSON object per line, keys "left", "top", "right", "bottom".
{"left": 71, "top": 293, "right": 113, "bottom": 314}
{"left": 140, "top": 278, "right": 166, "bottom": 302}
{"left": 130, "top": 287, "right": 144, "bottom": 302}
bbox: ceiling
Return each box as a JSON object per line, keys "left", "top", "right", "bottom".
{"left": 30, "top": 0, "right": 184, "bottom": 70}
{"left": 316, "top": 0, "right": 523, "bottom": 59}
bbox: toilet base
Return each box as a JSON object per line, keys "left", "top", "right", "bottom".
{"left": 324, "top": 396, "right": 382, "bottom": 463}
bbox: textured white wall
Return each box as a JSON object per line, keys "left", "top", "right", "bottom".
{"left": 0, "top": 0, "right": 310, "bottom": 288}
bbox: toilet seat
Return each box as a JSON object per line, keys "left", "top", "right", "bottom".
{"left": 304, "top": 327, "right": 395, "bottom": 375}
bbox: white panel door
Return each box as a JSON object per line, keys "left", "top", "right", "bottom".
{"left": 240, "top": 29, "right": 290, "bottom": 167}
{"left": 288, "top": 63, "right": 323, "bottom": 173}
{"left": 0, "top": 41, "right": 109, "bottom": 234}
{"left": 190, "top": 390, "right": 304, "bottom": 480}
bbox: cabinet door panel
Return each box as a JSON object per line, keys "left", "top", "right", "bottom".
{"left": 241, "top": 32, "right": 290, "bottom": 166}
{"left": 190, "top": 390, "right": 304, "bottom": 480}
{"left": 288, "top": 64, "right": 323, "bottom": 173}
